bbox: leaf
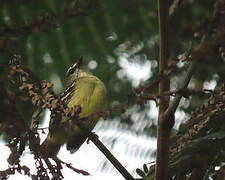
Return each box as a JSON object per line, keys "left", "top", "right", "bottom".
{"left": 136, "top": 168, "right": 145, "bottom": 177}
{"left": 143, "top": 164, "right": 148, "bottom": 173}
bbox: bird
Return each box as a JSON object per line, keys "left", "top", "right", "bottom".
{"left": 41, "top": 57, "right": 106, "bottom": 157}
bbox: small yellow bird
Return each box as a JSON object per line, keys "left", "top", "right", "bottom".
{"left": 41, "top": 57, "right": 106, "bottom": 156}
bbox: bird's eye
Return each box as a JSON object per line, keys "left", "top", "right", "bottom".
{"left": 66, "top": 57, "right": 83, "bottom": 77}
{"left": 66, "top": 65, "right": 76, "bottom": 77}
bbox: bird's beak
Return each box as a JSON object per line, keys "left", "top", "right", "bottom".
{"left": 77, "top": 56, "right": 83, "bottom": 68}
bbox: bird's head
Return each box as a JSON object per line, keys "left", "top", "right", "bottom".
{"left": 66, "top": 56, "right": 90, "bottom": 87}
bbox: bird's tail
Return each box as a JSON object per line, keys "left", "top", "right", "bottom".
{"left": 41, "top": 135, "right": 62, "bottom": 157}
{"left": 66, "top": 134, "right": 87, "bottom": 154}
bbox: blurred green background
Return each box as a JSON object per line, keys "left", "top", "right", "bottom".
{"left": 0, "top": 0, "right": 224, "bottom": 150}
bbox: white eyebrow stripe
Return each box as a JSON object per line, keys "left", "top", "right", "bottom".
{"left": 66, "top": 63, "right": 78, "bottom": 76}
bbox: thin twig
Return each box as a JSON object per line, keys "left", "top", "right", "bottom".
{"left": 53, "top": 157, "right": 90, "bottom": 176}
{"left": 162, "top": 34, "right": 207, "bottom": 122}
{"left": 163, "top": 61, "right": 198, "bottom": 118}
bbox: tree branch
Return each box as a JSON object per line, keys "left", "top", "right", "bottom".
{"left": 163, "top": 61, "right": 198, "bottom": 120}
{"left": 155, "top": 0, "right": 170, "bottom": 179}
{"left": 88, "top": 132, "right": 135, "bottom": 180}
{"left": 8, "top": 55, "right": 135, "bottom": 180}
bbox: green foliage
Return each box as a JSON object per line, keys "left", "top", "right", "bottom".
{"left": 0, "top": 0, "right": 224, "bottom": 139}
{"left": 0, "top": 0, "right": 225, "bottom": 179}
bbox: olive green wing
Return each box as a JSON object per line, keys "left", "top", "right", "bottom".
{"left": 65, "top": 77, "right": 106, "bottom": 153}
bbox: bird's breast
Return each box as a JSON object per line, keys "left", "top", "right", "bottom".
{"left": 67, "top": 76, "right": 106, "bottom": 118}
